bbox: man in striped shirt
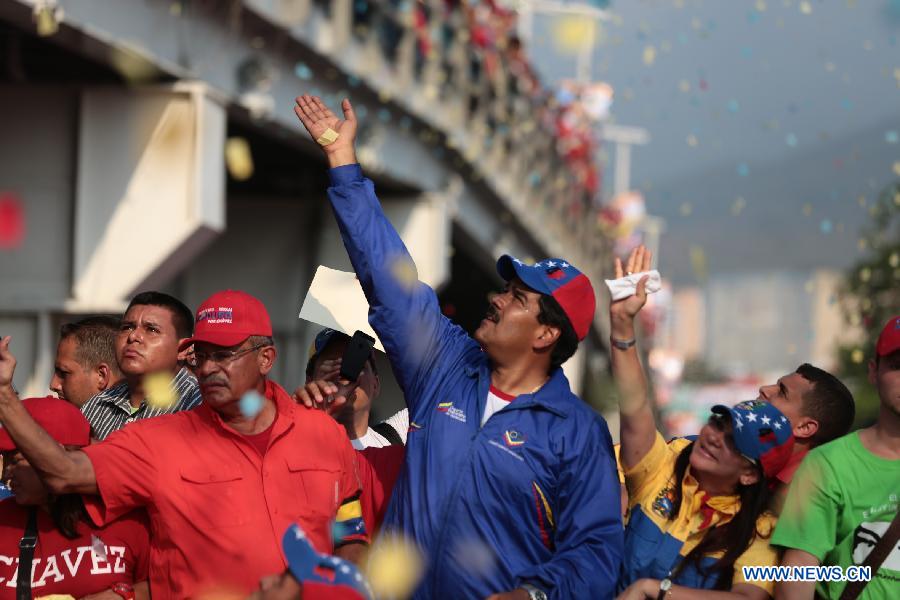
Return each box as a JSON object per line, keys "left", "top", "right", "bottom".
{"left": 81, "top": 291, "right": 201, "bottom": 440}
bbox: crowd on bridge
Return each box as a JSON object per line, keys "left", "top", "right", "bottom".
{"left": 0, "top": 96, "right": 896, "bottom": 600}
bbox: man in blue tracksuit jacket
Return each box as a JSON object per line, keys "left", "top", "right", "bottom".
{"left": 294, "top": 95, "right": 623, "bottom": 600}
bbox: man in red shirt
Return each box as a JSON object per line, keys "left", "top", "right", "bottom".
{"left": 0, "top": 290, "right": 367, "bottom": 599}
{"left": 0, "top": 396, "right": 149, "bottom": 600}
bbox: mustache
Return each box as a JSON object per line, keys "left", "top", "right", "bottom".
{"left": 199, "top": 375, "right": 228, "bottom": 386}
{"left": 485, "top": 305, "right": 499, "bottom": 322}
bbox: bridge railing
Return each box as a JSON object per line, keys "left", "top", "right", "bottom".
{"left": 254, "top": 0, "right": 606, "bottom": 273}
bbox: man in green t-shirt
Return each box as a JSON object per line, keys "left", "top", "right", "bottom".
{"left": 773, "top": 315, "right": 900, "bottom": 600}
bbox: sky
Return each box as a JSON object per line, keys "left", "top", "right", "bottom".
{"left": 527, "top": 0, "right": 900, "bottom": 284}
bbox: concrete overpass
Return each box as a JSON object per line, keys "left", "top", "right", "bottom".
{"left": 0, "top": 0, "right": 612, "bottom": 412}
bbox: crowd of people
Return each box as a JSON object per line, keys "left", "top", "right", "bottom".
{"left": 0, "top": 95, "right": 896, "bottom": 600}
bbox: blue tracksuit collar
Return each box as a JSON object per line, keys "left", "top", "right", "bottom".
{"left": 466, "top": 362, "right": 571, "bottom": 418}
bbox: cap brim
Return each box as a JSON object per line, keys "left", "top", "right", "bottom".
{"left": 179, "top": 331, "right": 252, "bottom": 351}
{"left": 496, "top": 255, "right": 552, "bottom": 295}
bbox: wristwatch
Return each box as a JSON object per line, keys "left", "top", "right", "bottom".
{"left": 521, "top": 583, "right": 548, "bottom": 600}
{"left": 111, "top": 582, "right": 135, "bottom": 600}
{"left": 656, "top": 577, "right": 672, "bottom": 600}
{"left": 610, "top": 336, "right": 637, "bottom": 350}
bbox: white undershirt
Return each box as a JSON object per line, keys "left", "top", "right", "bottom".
{"left": 481, "top": 385, "right": 516, "bottom": 426}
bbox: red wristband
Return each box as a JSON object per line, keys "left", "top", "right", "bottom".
{"left": 111, "top": 582, "right": 135, "bottom": 600}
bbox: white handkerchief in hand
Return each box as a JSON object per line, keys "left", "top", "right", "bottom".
{"left": 605, "top": 270, "right": 662, "bottom": 301}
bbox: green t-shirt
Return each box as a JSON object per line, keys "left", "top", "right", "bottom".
{"left": 771, "top": 431, "right": 900, "bottom": 599}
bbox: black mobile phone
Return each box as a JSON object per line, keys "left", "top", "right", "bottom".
{"left": 340, "top": 330, "right": 376, "bottom": 382}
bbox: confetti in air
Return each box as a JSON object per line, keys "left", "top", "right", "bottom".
{"left": 239, "top": 390, "right": 264, "bottom": 418}
{"left": 365, "top": 534, "right": 425, "bottom": 599}
{"left": 0, "top": 193, "right": 25, "bottom": 250}
{"left": 552, "top": 17, "right": 595, "bottom": 54}
{"left": 225, "top": 137, "right": 254, "bottom": 181}
{"left": 33, "top": 2, "right": 62, "bottom": 37}
{"left": 144, "top": 372, "right": 177, "bottom": 410}
{"left": 389, "top": 255, "right": 419, "bottom": 292}
{"left": 294, "top": 62, "right": 313, "bottom": 80}
{"left": 690, "top": 245, "right": 708, "bottom": 283}
{"left": 91, "top": 535, "right": 108, "bottom": 561}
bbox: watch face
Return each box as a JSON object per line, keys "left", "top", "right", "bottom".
{"left": 660, "top": 578, "right": 673, "bottom": 591}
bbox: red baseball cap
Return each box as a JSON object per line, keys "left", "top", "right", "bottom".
{"left": 180, "top": 290, "right": 273, "bottom": 349}
{"left": 876, "top": 315, "right": 900, "bottom": 357}
{"left": 0, "top": 396, "right": 91, "bottom": 451}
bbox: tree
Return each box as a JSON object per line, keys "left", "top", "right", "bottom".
{"left": 838, "top": 180, "right": 900, "bottom": 427}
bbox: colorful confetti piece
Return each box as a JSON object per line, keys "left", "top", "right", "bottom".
{"left": 552, "top": 17, "right": 595, "bottom": 54}
{"left": 225, "top": 137, "right": 254, "bottom": 181}
{"left": 144, "top": 372, "right": 177, "bottom": 410}
{"left": 389, "top": 255, "right": 419, "bottom": 291}
{"left": 365, "top": 535, "right": 424, "bottom": 599}
{"left": 294, "top": 62, "right": 313, "bottom": 80}
{"left": 643, "top": 46, "right": 657, "bottom": 66}
{"left": 0, "top": 193, "right": 25, "bottom": 250}
{"left": 239, "top": 390, "right": 264, "bottom": 418}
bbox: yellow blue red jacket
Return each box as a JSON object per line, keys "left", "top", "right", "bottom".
{"left": 621, "top": 432, "right": 778, "bottom": 595}
{"left": 327, "top": 164, "right": 624, "bottom": 600}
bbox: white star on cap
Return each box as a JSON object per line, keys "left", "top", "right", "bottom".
{"left": 761, "top": 415, "right": 771, "bottom": 425}
{"left": 561, "top": 262, "right": 570, "bottom": 268}
{"left": 340, "top": 565, "right": 351, "bottom": 574}
{"left": 746, "top": 412, "right": 757, "bottom": 423}
{"left": 330, "top": 557, "right": 340, "bottom": 565}
{"left": 774, "top": 421, "right": 782, "bottom": 430}
{"left": 780, "top": 416, "right": 788, "bottom": 423}
{"left": 294, "top": 528, "right": 306, "bottom": 540}
{"left": 735, "top": 419, "right": 744, "bottom": 430}
{"left": 546, "top": 260, "right": 556, "bottom": 267}
{"left": 513, "top": 258, "right": 524, "bottom": 265}
{"left": 533, "top": 261, "right": 542, "bottom": 268}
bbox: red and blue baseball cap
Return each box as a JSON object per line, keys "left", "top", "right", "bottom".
{"left": 0, "top": 396, "right": 90, "bottom": 451}
{"left": 281, "top": 524, "right": 372, "bottom": 600}
{"left": 711, "top": 400, "right": 795, "bottom": 479}
{"left": 875, "top": 315, "right": 900, "bottom": 357}
{"left": 496, "top": 256, "right": 596, "bottom": 340}
{"left": 180, "top": 290, "right": 272, "bottom": 349}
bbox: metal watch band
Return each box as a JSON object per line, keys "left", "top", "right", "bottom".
{"left": 656, "top": 577, "right": 673, "bottom": 600}
{"left": 610, "top": 336, "right": 637, "bottom": 350}
{"left": 521, "top": 583, "right": 548, "bottom": 600}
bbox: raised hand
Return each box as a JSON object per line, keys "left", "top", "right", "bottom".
{"left": 610, "top": 245, "right": 653, "bottom": 324}
{"left": 293, "top": 95, "right": 357, "bottom": 164}
{"left": 0, "top": 336, "right": 17, "bottom": 390}
{"left": 293, "top": 378, "right": 358, "bottom": 418}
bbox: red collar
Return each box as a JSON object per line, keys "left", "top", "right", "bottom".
{"left": 776, "top": 447, "right": 809, "bottom": 484}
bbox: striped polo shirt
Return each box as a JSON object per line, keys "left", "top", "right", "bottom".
{"left": 80, "top": 367, "right": 202, "bottom": 440}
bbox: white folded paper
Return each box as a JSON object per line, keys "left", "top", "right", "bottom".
{"left": 604, "top": 270, "right": 662, "bottom": 301}
{"left": 298, "top": 265, "right": 385, "bottom": 352}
